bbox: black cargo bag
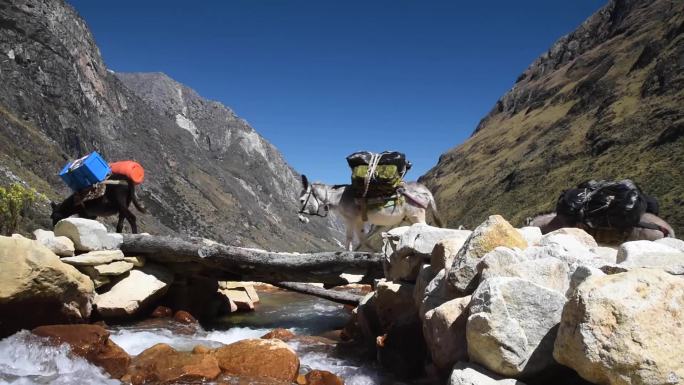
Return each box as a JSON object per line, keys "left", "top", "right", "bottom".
{"left": 556, "top": 179, "right": 648, "bottom": 229}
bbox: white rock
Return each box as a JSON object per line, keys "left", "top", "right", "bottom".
{"left": 0, "top": 236, "right": 94, "bottom": 330}
{"left": 554, "top": 269, "right": 684, "bottom": 385}
{"left": 93, "top": 261, "right": 134, "bottom": 276}
{"left": 123, "top": 256, "right": 146, "bottom": 267}
{"left": 414, "top": 264, "right": 437, "bottom": 306}
{"left": 516, "top": 227, "right": 542, "bottom": 246}
{"left": 467, "top": 277, "right": 566, "bottom": 377}
{"left": 566, "top": 265, "right": 605, "bottom": 297}
{"left": 60, "top": 250, "right": 125, "bottom": 266}
{"left": 523, "top": 241, "right": 610, "bottom": 273}
{"left": 219, "top": 282, "right": 260, "bottom": 304}
{"left": 33, "top": 229, "right": 75, "bottom": 257}
{"left": 419, "top": 268, "right": 457, "bottom": 320}
{"left": 423, "top": 296, "right": 471, "bottom": 370}
{"left": 590, "top": 246, "right": 618, "bottom": 263}
{"left": 54, "top": 218, "right": 122, "bottom": 251}
{"left": 448, "top": 215, "right": 528, "bottom": 296}
{"left": 375, "top": 279, "right": 416, "bottom": 331}
{"left": 541, "top": 228, "right": 598, "bottom": 248}
{"left": 95, "top": 265, "right": 173, "bottom": 318}
{"left": 617, "top": 240, "right": 684, "bottom": 271}
{"left": 655, "top": 237, "right": 684, "bottom": 252}
{"left": 382, "top": 224, "right": 471, "bottom": 281}
{"left": 431, "top": 237, "right": 469, "bottom": 271}
{"left": 478, "top": 248, "right": 570, "bottom": 294}
{"left": 449, "top": 362, "right": 526, "bottom": 385}
{"left": 218, "top": 289, "right": 254, "bottom": 310}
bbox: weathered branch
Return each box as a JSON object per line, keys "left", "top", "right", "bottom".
{"left": 120, "top": 234, "right": 384, "bottom": 286}
{"left": 272, "top": 282, "right": 363, "bottom": 306}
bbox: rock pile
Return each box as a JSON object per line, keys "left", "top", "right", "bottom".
{"left": 355, "top": 215, "right": 684, "bottom": 384}
{"left": 0, "top": 218, "right": 260, "bottom": 331}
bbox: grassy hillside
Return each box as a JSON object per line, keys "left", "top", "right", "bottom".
{"left": 421, "top": 0, "right": 684, "bottom": 232}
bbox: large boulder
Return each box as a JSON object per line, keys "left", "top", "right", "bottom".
{"left": 211, "top": 338, "right": 300, "bottom": 381}
{"left": 448, "top": 215, "right": 528, "bottom": 296}
{"left": 419, "top": 268, "right": 456, "bottom": 320}
{"left": 32, "top": 324, "right": 130, "bottom": 379}
{"left": 449, "top": 362, "right": 526, "bottom": 385}
{"left": 616, "top": 240, "right": 684, "bottom": 272}
{"left": 382, "top": 224, "right": 471, "bottom": 281}
{"left": 431, "top": 235, "right": 472, "bottom": 271}
{"left": 522, "top": 238, "right": 613, "bottom": 273}
{"left": 554, "top": 269, "right": 684, "bottom": 385}
{"left": 375, "top": 279, "right": 416, "bottom": 330}
{"left": 414, "top": 264, "right": 437, "bottom": 305}
{"left": 0, "top": 236, "right": 94, "bottom": 337}
{"left": 478, "top": 247, "right": 570, "bottom": 294}
{"left": 541, "top": 228, "right": 598, "bottom": 248}
{"left": 516, "top": 227, "right": 542, "bottom": 246}
{"left": 467, "top": 277, "right": 566, "bottom": 377}
{"left": 33, "top": 229, "right": 75, "bottom": 257}
{"left": 655, "top": 237, "right": 684, "bottom": 252}
{"left": 122, "top": 343, "right": 221, "bottom": 384}
{"left": 54, "top": 218, "right": 122, "bottom": 251}
{"left": 423, "top": 295, "right": 471, "bottom": 371}
{"left": 95, "top": 264, "right": 173, "bottom": 318}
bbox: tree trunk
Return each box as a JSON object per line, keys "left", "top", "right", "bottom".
{"left": 120, "top": 234, "right": 384, "bottom": 286}
{"left": 271, "top": 281, "right": 364, "bottom": 305}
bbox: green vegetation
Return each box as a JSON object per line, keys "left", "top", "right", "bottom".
{"left": 0, "top": 183, "right": 44, "bottom": 235}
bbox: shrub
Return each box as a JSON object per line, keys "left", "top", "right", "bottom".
{"left": 0, "top": 183, "right": 42, "bottom": 235}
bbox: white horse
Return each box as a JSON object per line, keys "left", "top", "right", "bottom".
{"left": 298, "top": 175, "right": 443, "bottom": 250}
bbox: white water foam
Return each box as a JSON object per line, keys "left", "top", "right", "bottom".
{"left": 0, "top": 331, "right": 119, "bottom": 385}
{"left": 109, "top": 326, "right": 272, "bottom": 355}
{"left": 297, "top": 350, "right": 382, "bottom": 385}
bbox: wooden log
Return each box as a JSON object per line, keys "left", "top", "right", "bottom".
{"left": 272, "top": 281, "right": 363, "bottom": 306}
{"left": 120, "top": 234, "right": 383, "bottom": 286}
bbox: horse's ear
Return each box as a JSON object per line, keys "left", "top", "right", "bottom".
{"left": 301, "top": 175, "right": 309, "bottom": 189}
{"left": 50, "top": 201, "right": 58, "bottom": 210}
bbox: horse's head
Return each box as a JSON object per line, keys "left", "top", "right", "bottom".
{"left": 298, "top": 175, "right": 328, "bottom": 220}
{"left": 50, "top": 201, "right": 66, "bottom": 227}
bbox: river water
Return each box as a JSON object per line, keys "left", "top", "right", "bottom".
{"left": 0, "top": 289, "right": 402, "bottom": 385}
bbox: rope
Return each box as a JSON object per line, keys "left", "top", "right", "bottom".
{"left": 362, "top": 153, "right": 382, "bottom": 198}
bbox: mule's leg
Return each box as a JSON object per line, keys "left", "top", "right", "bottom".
{"left": 116, "top": 206, "right": 138, "bottom": 234}
{"left": 116, "top": 214, "right": 125, "bottom": 233}
{"left": 126, "top": 211, "right": 138, "bottom": 234}
{"left": 345, "top": 222, "right": 355, "bottom": 251}
{"left": 353, "top": 222, "right": 368, "bottom": 251}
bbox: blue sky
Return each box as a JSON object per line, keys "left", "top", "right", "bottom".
{"left": 68, "top": 0, "right": 605, "bottom": 184}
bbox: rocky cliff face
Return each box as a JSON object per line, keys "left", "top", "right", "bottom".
{"left": 421, "top": 0, "right": 684, "bottom": 231}
{"left": 0, "top": 0, "right": 342, "bottom": 250}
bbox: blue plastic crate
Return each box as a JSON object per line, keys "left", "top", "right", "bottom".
{"left": 59, "top": 152, "right": 111, "bottom": 191}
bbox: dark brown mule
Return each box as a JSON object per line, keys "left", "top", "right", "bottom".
{"left": 50, "top": 174, "right": 146, "bottom": 233}
{"left": 528, "top": 212, "right": 675, "bottom": 245}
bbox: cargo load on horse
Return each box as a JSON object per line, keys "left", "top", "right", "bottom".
{"left": 555, "top": 179, "right": 669, "bottom": 235}
{"left": 347, "top": 151, "right": 411, "bottom": 198}
{"left": 52, "top": 152, "right": 146, "bottom": 233}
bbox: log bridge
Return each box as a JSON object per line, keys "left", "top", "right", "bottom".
{"left": 120, "top": 234, "right": 384, "bottom": 305}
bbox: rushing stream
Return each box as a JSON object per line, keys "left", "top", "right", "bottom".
{"left": 0, "top": 289, "right": 401, "bottom": 385}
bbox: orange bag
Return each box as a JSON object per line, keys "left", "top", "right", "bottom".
{"left": 109, "top": 161, "right": 145, "bottom": 185}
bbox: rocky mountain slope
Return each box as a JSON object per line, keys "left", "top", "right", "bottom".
{"left": 0, "top": 0, "right": 341, "bottom": 250}
{"left": 421, "top": 0, "right": 683, "bottom": 232}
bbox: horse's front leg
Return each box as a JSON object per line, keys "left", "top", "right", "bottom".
{"left": 345, "top": 223, "right": 354, "bottom": 251}
{"left": 353, "top": 223, "right": 368, "bottom": 251}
